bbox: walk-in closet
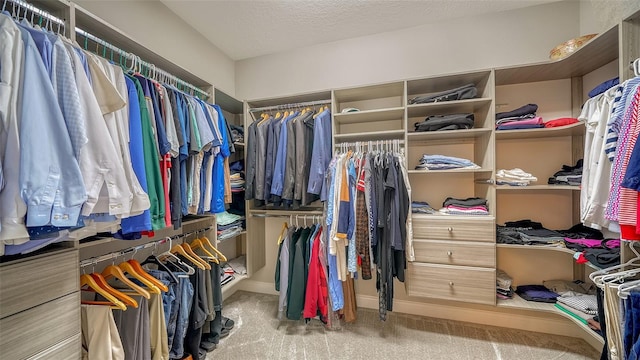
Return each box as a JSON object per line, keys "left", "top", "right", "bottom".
{"left": 1, "top": 0, "right": 639, "bottom": 359}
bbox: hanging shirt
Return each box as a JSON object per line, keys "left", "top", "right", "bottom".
{"left": 308, "top": 109, "right": 332, "bottom": 201}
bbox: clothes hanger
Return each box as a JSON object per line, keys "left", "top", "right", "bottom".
{"left": 189, "top": 235, "right": 219, "bottom": 264}
{"left": 618, "top": 278, "right": 640, "bottom": 299}
{"left": 125, "top": 256, "right": 169, "bottom": 292}
{"left": 102, "top": 260, "right": 151, "bottom": 299}
{"left": 140, "top": 242, "right": 180, "bottom": 284}
{"left": 277, "top": 222, "right": 289, "bottom": 245}
{"left": 158, "top": 237, "right": 196, "bottom": 275}
{"left": 118, "top": 259, "right": 161, "bottom": 294}
{"left": 90, "top": 273, "right": 139, "bottom": 308}
{"left": 590, "top": 242, "right": 640, "bottom": 284}
{"left": 170, "top": 242, "right": 206, "bottom": 270}
{"left": 181, "top": 242, "right": 211, "bottom": 269}
{"left": 196, "top": 233, "right": 225, "bottom": 263}
{"left": 80, "top": 273, "right": 127, "bottom": 310}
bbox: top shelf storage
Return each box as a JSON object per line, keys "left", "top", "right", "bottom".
{"left": 407, "top": 70, "right": 493, "bottom": 103}
{"left": 495, "top": 26, "right": 619, "bottom": 85}
{"left": 333, "top": 82, "right": 404, "bottom": 113}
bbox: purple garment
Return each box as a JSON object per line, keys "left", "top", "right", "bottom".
{"left": 564, "top": 238, "right": 620, "bottom": 248}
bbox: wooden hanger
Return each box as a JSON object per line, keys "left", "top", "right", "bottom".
{"left": 90, "top": 273, "right": 139, "bottom": 308}
{"left": 199, "top": 235, "right": 227, "bottom": 262}
{"left": 126, "top": 259, "right": 169, "bottom": 292}
{"left": 190, "top": 237, "right": 219, "bottom": 264}
{"left": 118, "top": 261, "right": 161, "bottom": 294}
{"left": 102, "top": 264, "right": 151, "bottom": 299}
{"left": 181, "top": 243, "right": 211, "bottom": 269}
{"left": 277, "top": 222, "right": 289, "bottom": 245}
{"left": 80, "top": 274, "right": 127, "bottom": 310}
{"left": 171, "top": 244, "right": 206, "bottom": 270}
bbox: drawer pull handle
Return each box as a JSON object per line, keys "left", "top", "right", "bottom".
{"left": 447, "top": 251, "right": 453, "bottom": 256}
{"left": 447, "top": 227, "right": 453, "bottom": 232}
{"left": 449, "top": 281, "right": 454, "bottom": 287}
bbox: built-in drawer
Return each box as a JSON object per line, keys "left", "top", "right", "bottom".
{"left": 27, "top": 333, "right": 81, "bottom": 360}
{"left": 0, "top": 291, "right": 80, "bottom": 359}
{"left": 413, "top": 240, "right": 495, "bottom": 268}
{"left": 0, "top": 249, "right": 79, "bottom": 318}
{"left": 407, "top": 263, "right": 495, "bottom": 305}
{"left": 412, "top": 216, "right": 494, "bottom": 242}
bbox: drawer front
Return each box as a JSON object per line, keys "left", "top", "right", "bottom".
{"left": 28, "top": 333, "right": 81, "bottom": 360}
{"left": 0, "top": 249, "right": 79, "bottom": 318}
{"left": 0, "top": 292, "right": 80, "bottom": 360}
{"left": 407, "top": 263, "right": 495, "bottom": 305}
{"left": 412, "top": 216, "right": 494, "bottom": 242}
{"left": 413, "top": 240, "right": 495, "bottom": 267}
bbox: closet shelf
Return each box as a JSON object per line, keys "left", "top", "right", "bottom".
{"left": 334, "top": 82, "right": 404, "bottom": 103}
{"left": 334, "top": 129, "right": 405, "bottom": 142}
{"left": 495, "top": 184, "right": 580, "bottom": 191}
{"left": 333, "top": 107, "right": 404, "bottom": 124}
{"left": 495, "top": 25, "right": 618, "bottom": 85}
{"left": 406, "top": 98, "right": 493, "bottom": 117}
{"left": 412, "top": 214, "right": 495, "bottom": 221}
{"left": 496, "top": 244, "right": 599, "bottom": 271}
{"left": 495, "top": 122, "right": 585, "bottom": 140}
{"left": 497, "top": 294, "right": 604, "bottom": 346}
{"left": 408, "top": 168, "right": 493, "bottom": 175}
{"left": 407, "top": 128, "right": 492, "bottom": 141}
{"left": 221, "top": 274, "right": 248, "bottom": 301}
{"left": 218, "top": 231, "right": 246, "bottom": 243}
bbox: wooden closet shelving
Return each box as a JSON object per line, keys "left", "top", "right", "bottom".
{"left": 495, "top": 122, "right": 585, "bottom": 140}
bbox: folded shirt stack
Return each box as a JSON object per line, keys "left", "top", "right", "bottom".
{"left": 496, "top": 168, "right": 538, "bottom": 186}
{"left": 515, "top": 284, "right": 559, "bottom": 303}
{"left": 414, "top": 113, "right": 474, "bottom": 132}
{"left": 408, "top": 83, "right": 477, "bottom": 104}
{"left": 543, "top": 279, "right": 596, "bottom": 297}
{"left": 496, "top": 219, "right": 565, "bottom": 246}
{"left": 230, "top": 124, "right": 244, "bottom": 143}
{"left": 439, "top": 197, "right": 489, "bottom": 216}
{"left": 411, "top": 201, "right": 436, "bottom": 214}
{"left": 230, "top": 173, "right": 245, "bottom": 192}
{"left": 543, "top": 117, "right": 579, "bottom": 128}
{"left": 556, "top": 294, "right": 598, "bottom": 315}
{"left": 495, "top": 104, "right": 543, "bottom": 130}
{"left": 548, "top": 159, "right": 582, "bottom": 186}
{"left": 496, "top": 269, "right": 514, "bottom": 300}
{"left": 216, "top": 211, "right": 246, "bottom": 238}
{"left": 415, "top": 154, "right": 480, "bottom": 171}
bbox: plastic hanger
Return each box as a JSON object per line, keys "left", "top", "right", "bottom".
{"left": 170, "top": 243, "right": 206, "bottom": 270}
{"left": 126, "top": 259, "right": 169, "bottom": 292}
{"left": 118, "top": 261, "right": 161, "bottom": 294}
{"left": 140, "top": 244, "right": 180, "bottom": 284}
{"left": 181, "top": 243, "right": 211, "bottom": 269}
{"left": 90, "top": 273, "right": 138, "bottom": 308}
{"left": 102, "top": 263, "right": 151, "bottom": 299}
{"left": 80, "top": 274, "right": 127, "bottom": 310}
{"left": 618, "top": 278, "right": 640, "bottom": 299}
{"left": 591, "top": 242, "right": 640, "bottom": 284}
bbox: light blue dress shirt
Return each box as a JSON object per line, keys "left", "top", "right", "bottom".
{"left": 18, "top": 26, "right": 86, "bottom": 227}
{"left": 307, "top": 109, "right": 332, "bottom": 200}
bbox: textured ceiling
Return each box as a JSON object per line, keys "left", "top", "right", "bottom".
{"left": 160, "top": 0, "right": 559, "bottom": 60}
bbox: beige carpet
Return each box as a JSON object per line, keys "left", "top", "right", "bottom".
{"left": 208, "top": 291, "right": 600, "bottom": 360}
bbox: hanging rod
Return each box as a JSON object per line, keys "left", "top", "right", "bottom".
{"left": 75, "top": 28, "right": 210, "bottom": 99}
{"left": 79, "top": 226, "right": 212, "bottom": 268}
{"left": 249, "top": 99, "right": 331, "bottom": 113}
{"left": 3, "top": 0, "right": 65, "bottom": 29}
{"left": 334, "top": 139, "right": 404, "bottom": 148}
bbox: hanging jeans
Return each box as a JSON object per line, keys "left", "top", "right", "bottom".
{"left": 625, "top": 291, "right": 640, "bottom": 360}
{"left": 170, "top": 276, "right": 194, "bottom": 360}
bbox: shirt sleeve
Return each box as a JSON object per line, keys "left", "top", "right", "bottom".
{"left": 20, "top": 30, "right": 86, "bottom": 227}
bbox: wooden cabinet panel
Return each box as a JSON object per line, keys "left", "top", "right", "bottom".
{"left": 407, "top": 263, "right": 495, "bottom": 305}
{"left": 27, "top": 333, "right": 81, "bottom": 360}
{"left": 413, "top": 240, "right": 495, "bottom": 267}
{"left": 0, "top": 249, "right": 79, "bottom": 318}
{"left": 0, "top": 292, "right": 80, "bottom": 360}
{"left": 412, "top": 216, "right": 494, "bottom": 242}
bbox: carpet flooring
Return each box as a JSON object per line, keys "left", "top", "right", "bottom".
{"left": 207, "top": 291, "right": 600, "bottom": 360}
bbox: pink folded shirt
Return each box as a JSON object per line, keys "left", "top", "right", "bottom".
{"left": 564, "top": 238, "right": 620, "bottom": 248}
{"left": 497, "top": 116, "right": 543, "bottom": 128}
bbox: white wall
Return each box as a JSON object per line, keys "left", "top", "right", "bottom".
{"left": 74, "top": 0, "right": 236, "bottom": 96}
{"left": 236, "top": 1, "right": 581, "bottom": 101}
{"left": 579, "top": 0, "right": 640, "bottom": 35}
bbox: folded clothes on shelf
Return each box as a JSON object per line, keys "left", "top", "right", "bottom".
{"left": 516, "top": 284, "right": 559, "bottom": 303}
{"left": 411, "top": 201, "right": 436, "bottom": 214}
{"left": 408, "top": 83, "right": 477, "bottom": 104}
{"left": 543, "top": 117, "right": 579, "bottom": 128}
{"left": 556, "top": 294, "right": 598, "bottom": 315}
{"left": 543, "top": 279, "right": 596, "bottom": 297}
{"left": 439, "top": 197, "right": 489, "bottom": 215}
{"left": 414, "top": 113, "right": 474, "bottom": 132}
{"left": 548, "top": 159, "right": 582, "bottom": 186}
{"left": 496, "top": 103, "right": 538, "bottom": 120}
{"left": 415, "top": 154, "right": 480, "bottom": 170}
{"left": 496, "top": 219, "right": 565, "bottom": 246}
{"left": 496, "top": 168, "right": 537, "bottom": 186}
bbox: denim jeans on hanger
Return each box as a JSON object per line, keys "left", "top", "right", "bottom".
{"left": 170, "top": 275, "right": 194, "bottom": 359}
{"left": 147, "top": 270, "right": 175, "bottom": 328}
